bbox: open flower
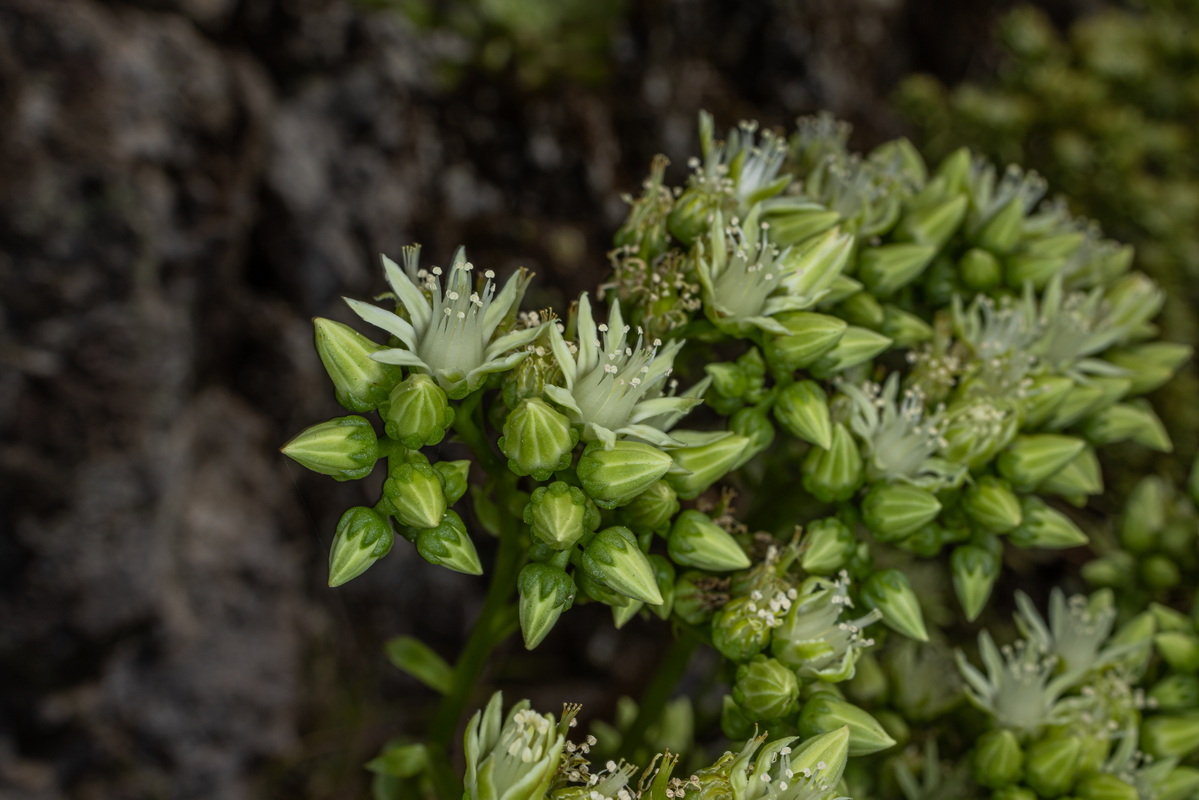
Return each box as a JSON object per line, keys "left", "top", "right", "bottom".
{"left": 545, "top": 293, "right": 706, "bottom": 449}
{"left": 346, "top": 245, "right": 543, "bottom": 398}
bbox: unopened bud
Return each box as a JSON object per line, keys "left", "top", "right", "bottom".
{"left": 789, "top": 726, "right": 851, "bottom": 788}
{"left": 328, "top": 506, "right": 393, "bottom": 587}
{"left": 862, "top": 569, "right": 928, "bottom": 642}
{"left": 523, "top": 481, "right": 600, "bottom": 550}
{"left": 1077, "top": 773, "right": 1138, "bottom": 800}
{"left": 499, "top": 398, "right": 578, "bottom": 480}
{"left": 282, "top": 415, "right": 380, "bottom": 481}
{"left": 810, "top": 327, "right": 893, "bottom": 378}
{"left": 380, "top": 374, "right": 454, "bottom": 448}
{"left": 962, "top": 476, "right": 1023, "bottom": 533}
{"left": 615, "top": 480, "right": 680, "bottom": 536}
{"left": 951, "top": 543, "right": 1000, "bottom": 622}
{"left": 880, "top": 304, "right": 934, "bottom": 347}
{"left": 1142, "top": 714, "right": 1199, "bottom": 760}
{"left": 858, "top": 243, "right": 937, "bottom": 297}
{"left": 517, "top": 563, "right": 575, "bottom": 649}
{"left": 802, "top": 517, "right": 856, "bottom": 575}
{"left": 774, "top": 380, "right": 833, "bottom": 449}
{"left": 1084, "top": 402, "right": 1172, "bottom": 452}
{"left": 1156, "top": 631, "right": 1199, "bottom": 674}
{"left": 434, "top": 460, "right": 470, "bottom": 505}
{"left": 959, "top": 247, "right": 1004, "bottom": 291}
{"left": 803, "top": 423, "right": 864, "bottom": 503}
{"left": 973, "top": 729, "right": 1024, "bottom": 789}
{"left": 798, "top": 693, "right": 895, "bottom": 756}
{"left": 647, "top": 554, "right": 676, "bottom": 620}
{"left": 711, "top": 595, "right": 773, "bottom": 663}
{"left": 733, "top": 656, "right": 800, "bottom": 720}
{"left": 1104, "top": 343, "right": 1192, "bottom": 396}
{"left": 1025, "top": 735, "right": 1082, "bottom": 799}
{"left": 313, "top": 317, "right": 402, "bottom": 412}
{"left": 1008, "top": 496, "right": 1088, "bottom": 549}
{"left": 896, "top": 194, "right": 968, "bottom": 250}
{"left": 1022, "top": 375, "right": 1074, "bottom": 429}
{"left": 668, "top": 510, "right": 750, "bottom": 572}
{"left": 997, "top": 434, "right": 1087, "bottom": 492}
{"left": 763, "top": 311, "right": 848, "bottom": 372}
{"left": 862, "top": 482, "right": 942, "bottom": 542}
{"left": 416, "top": 510, "right": 482, "bottom": 575}
{"left": 728, "top": 404, "right": 776, "bottom": 469}
{"left": 577, "top": 441, "right": 674, "bottom": 509}
{"left": 666, "top": 430, "right": 750, "bottom": 500}
{"left": 384, "top": 461, "right": 447, "bottom": 529}
{"left": 1038, "top": 445, "right": 1103, "bottom": 498}
{"left": 1151, "top": 675, "right": 1199, "bottom": 712}
{"left": 1120, "top": 476, "right": 1168, "bottom": 552}
{"left": 581, "top": 527, "right": 663, "bottom": 605}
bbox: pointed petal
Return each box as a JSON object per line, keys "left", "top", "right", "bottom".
{"left": 547, "top": 326, "right": 578, "bottom": 389}
{"left": 371, "top": 348, "right": 429, "bottom": 369}
{"left": 629, "top": 395, "right": 704, "bottom": 423}
{"left": 616, "top": 424, "right": 684, "bottom": 448}
{"left": 543, "top": 384, "right": 583, "bottom": 416}
{"left": 576, "top": 294, "right": 599, "bottom": 377}
{"left": 586, "top": 422, "right": 618, "bottom": 450}
{"left": 345, "top": 297, "right": 419, "bottom": 350}
{"left": 745, "top": 315, "right": 791, "bottom": 335}
{"left": 381, "top": 254, "right": 432, "bottom": 332}
{"left": 482, "top": 268, "right": 532, "bottom": 340}
{"left": 483, "top": 323, "right": 545, "bottom": 361}
{"left": 464, "top": 351, "right": 530, "bottom": 385}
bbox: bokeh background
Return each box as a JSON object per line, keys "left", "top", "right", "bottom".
{"left": 3, "top": 0, "right": 1191, "bottom": 798}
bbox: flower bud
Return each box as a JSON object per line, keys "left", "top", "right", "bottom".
{"left": 810, "top": 327, "right": 893, "bottom": 378}
{"left": 282, "top": 415, "right": 380, "bottom": 481}
{"left": 380, "top": 374, "right": 454, "bottom": 449}
{"left": 615, "top": 480, "right": 680, "bottom": 536}
{"left": 665, "top": 430, "right": 750, "bottom": 500}
{"left": 1104, "top": 342, "right": 1193, "bottom": 395}
{"left": 862, "top": 482, "right": 942, "bottom": 542}
{"left": 789, "top": 726, "right": 851, "bottom": 788}
{"left": 313, "top": 317, "right": 402, "bottom": 412}
{"left": 434, "top": 460, "right": 470, "bottom": 505}
{"left": 1158, "top": 767, "right": 1199, "bottom": 800}
{"left": 774, "top": 380, "right": 833, "bottom": 449}
{"left": 880, "top": 304, "right": 934, "bottom": 347}
{"left": 1151, "top": 675, "right": 1199, "bottom": 712}
{"left": 763, "top": 311, "right": 848, "bottom": 371}
{"left": 762, "top": 201, "right": 841, "bottom": 247}
{"left": 975, "top": 195, "right": 1026, "bottom": 253}
{"left": 973, "top": 729, "right": 1024, "bottom": 789}
{"left": 822, "top": 274, "right": 865, "bottom": 306}
{"left": 798, "top": 693, "right": 895, "bottom": 756}
{"left": 1007, "top": 496, "right": 1088, "bottom": 549}
{"left": 781, "top": 226, "right": 855, "bottom": 303}
{"left": 576, "top": 570, "right": 630, "bottom": 608}
{"left": 705, "top": 362, "right": 749, "bottom": 405}
{"left": 581, "top": 527, "right": 663, "bottom": 605}
{"left": 962, "top": 476, "right": 1023, "bottom": 533}
{"left": 720, "top": 695, "right": 756, "bottom": 741}
{"left": 328, "top": 506, "right": 394, "bottom": 587}
{"left": 1025, "top": 735, "right": 1082, "bottom": 799}
{"left": 1156, "top": 631, "right": 1199, "bottom": 674}
{"left": 384, "top": 461, "right": 447, "bottom": 529}
{"left": 711, "top": 595, "right": 774, "bottom": 663}
{"left": 728, "top": 404, "right": 776, "bottom": 469}
{"left": 862, "top": 569, "right": 928, "bottom": 642}
{"left": 803, "top": 423, "right": 864, "bottom": 503}
{"left": 1038, "top": 446, "right": 1103, "bottom": 498}
{"left": 1022, "top": 375, "right": 1075, "bottom": 428}
{"left": 951, "top": 543, "right": 1000, "bottom": 622}
{"left": 1143, "top": 715, "right": 1199, "bottom": 760}
{"left": 1120, "top": 480, "right": 1166, "bottom": 551}
{"left": 667, "top": 510, "right": 751, "bottom": 572}
{"left": 997, "top": 434, "right": 1087, "bottom": 492}
{"left": 1083, "top": 402, "right": 1172, "bottom": 452}
{"left": 523, "top": 481, "right": 600, "bottom": 550}
{"left": 994, "top": 787, "right": 1038, "bottom": 800}
{"left": 1046, "top": 377, "right": 1130, "bottom": 430}
{"left": 1144, "top": 554, "right": 1184, "bottom": 589}
{"left": 858, "top": 243, "right": 937, "bottom": 297}
{"left": 517, "top": 563, "right": 575, "bottom": 649}
{"left": 836, "top": 291, "right": 886, "bottom": 330}
{"left": 611, "top": 599, "right": 643, "bottom": 629}
{"left": 802, "top": 517, "right": 856, "bottom": 575}
{"left": 416, "top": 510, "right": 482, "bottom": 575}
{"left": 896, "top": 193, "right": 969, "bottom": 250}
{"left": 499, "top": 398, "right": 578, "bottom": 481}
{"left": 647, "top": 554, "right": 676, "bottom": 620}
{"left": 733, "top": 656, "right": 800, "bottom": 720}
{"left": 577, "top": 441, "right": 673, "bottom": 509}
{"left": 1081, "top": 551, "right": 1136, "bottom": 588}
{"left": 959, "top": 247, "right": 1004, "bottom": 291}
{"left": 1077, "top": 773, "right": 1138, "bottom": 800}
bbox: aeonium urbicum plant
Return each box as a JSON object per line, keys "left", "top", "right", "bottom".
{"left": 283, "top": 111, "right": 1195, "bottom": 800}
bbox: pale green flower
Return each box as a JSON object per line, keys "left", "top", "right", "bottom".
{"left": 955, "top": 631, "right": 1073, "bottom": 737}
{"left": 545, "top": 293, "right": 706, "bottom": 449}
{"left": 346, "top": 245, "right": 543, "bottom": 398}
{"left": 1014, "top": 588, "right": 1123, "bottom": 677}
{"left": 773, "top": 572, "right": 882, "bottom": 683}
{"left": 464, "top": 692, "right": 568, "bottom": 800}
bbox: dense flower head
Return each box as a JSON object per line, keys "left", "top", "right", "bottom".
{"left": 347, "top": 245, "right": 544, "bottom": 398}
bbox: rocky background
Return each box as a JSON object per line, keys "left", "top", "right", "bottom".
{"left": 0, "top": 1, "right": 1087, "bottom": 798}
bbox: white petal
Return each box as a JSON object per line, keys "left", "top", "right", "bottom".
{"left": 482, "top": 268, "right": 531, "bottom": 340}
{"left": 543, "top": 384, "right": 582, "bottom": 417}
{"left": 483, "top": 323, "right": 545, "bottom": 361}
{"left": 629, "top": 396, "right": 702, "bottom": 423}
{"left": 345, "top": 297, "right": 419, "bottom": 350}
{"left": 575, "top": 294, "right": 598, "bottom": 377}
{"left": 745, "top": 315, "right": 791, "bottom": 335}
{"left": 616, "top": 423, "right": 683, "bottom": 449}
{"left": 370, "top": 348, "right": 429, "bottom": 369}
{"left": 547, "top": 326, "right": 578, "bottom": 388}
{"left": 381, "top": 254, "right": 432, "bottom": 332}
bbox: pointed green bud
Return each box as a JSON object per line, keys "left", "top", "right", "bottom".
{"left": 1008, "top": 496, "right": 1088, "bottom": 549}
{"left": 384, "top": 461, "right": 447, "bottom": 529}
{"left": 1084, "top": 402, "right": 1172, "bottom": 452}
{"left": 821, "top": 274, "right": 865, "bottom": 306}
{"left": 1121, "top": 481, "right": 1167, "bottom": 555}
{"left": 1025, "top": 735, "right": 1082, "bottom": 799}
{"left": 896, "top": 193, "right": 968, "bottom": 249}
{"left": 647, "top": 554, "right": 676, "bottom": 620}
{"left": 434, "top": 460, "right": 470, "bottom": 505}
{"left": 1159, "top": 767, "right": 1199, "bottom": 800}
{"left": 959, "top": 247, "right": 1004, "bottom": 291}
{"left": 328, "top": 506, "right": 393, "bottom": 587}
{"left": 1081, "top": 551, "right": 1136, "bottom": 588}
{"left": 1022, "top": 375, "right": 1075, "bottom": 429}
{"left": 1151, "top": 675, "right": 1199, "bottom": 712}
{"left": 762, "top": 311, "right": 848, "bottom": 372}
{"left": 798, "top": 694, "right": 895, "bottom": 756}
{"left": 1153, "top": 602, "right": 1191, "bottom": 632}
{"left": 523, "top": 481, "right": 600, "bottom": 550}
{"left": 612, "top": 598, "right": 643, "bottom": 628}
{"left": 712, "top": 595, "right": 773, "bottom": 662}
{"left": 581, "top": 527, "right": 663, "bottom": 605}
{"left": 810, "top": 327, "right": 893, "bottom": 378}
{"left": 997, "top": 434, "right": 1087, "bottom": 492}
{"left": 673, "top": 570, "right": 718, "bottom": 626}
{"left": 789, "top": 726, "right": 851, "bottom": 788}
{"left": 282, "top": 415, "right": 380, "bottom": 481}
{"left": 416, "top": 510, "right": 481, "bottom": 575}
{"left": 862, "top": 569, "right": 928, "bottom": 642}
{"left": 774, "top": 380, "right": 833, "bottom": 449}
{"left": 1143, "top": 714, "right": 1199, "bottom": 760}
{"left": 733, "top": 656, "right": 800, "bottom": 720}
{"left": 1077, "top": 773, "right": 1139, "bottom": 800}
{"left": 803, "top": 423, "right": 864, "bottom": 503}
{"left": 802, "top": 517, "right": 856, "bottom": 575}
{"left": 313, "top": 317, "right": 402, "bottom": 412}
{"left": 1105, "top": 343, "right": 1193, "bottom": 395}
{"left": 973, "top": 729, "right": 1024, "bottom": 789}
{"left": 499, "top": 398, "right": 579, "bottom": 481}
{"left": 862, "top": 482, "right": 942, "bottom": 542}
{"left": 517, "top": 563, "right": 575, "bottom": 649}
{"left": 762, "top": 202, "right": 842, "bottom": 247}
{"left": 729, "top": 404, "right": 776, "bottom": 469}
{"left": 1047, "top": 378, "right": 1131, "bottom": 431}
{"left": 577, "top": 441, "right": 673, "bottom": 509}
{"left": 934, "top": 147, "right": 972, "bottom": 193}
{"left": 880, "top": 305, "right": 934, "bottom": 347}
{"left": 667, "top": 510, "right": 751, "bottom": 572}
{"left": 836, "top": 290, "right": 886, "bottom": 329}
{"left": 951, "top": 543, "right": 1000, "bottom": 622}
{"left": 1156, "top": 632, "right": 1199, "bottom": 674}
{"left": 706, "top": 362, "right": 749, "bottom": 403}
{"left": 665, "top": 430, "right": 750, "bottom": 500}
{"left": 615, "top": 480, "right": 680, "bottom": 536}
{"left": 779, "top": 226, "right": 855, "bottom": 303}
{"left": 975, "top": 195, "right": 1026, "bottom": 254}
{"left": 1039, "top": 446, "right": 1103, "bottom": 498}
{"left": 380, "top": 374, "right": 454, "bottom": 449}
{"left": 858, "top": 243, "right": 937, "bottom": 297}
{"left": 963, "top": 476, "right": 1023, "bottom": 533}
{"left": 994, "top": 788, "right": 1038, "bottom": 800}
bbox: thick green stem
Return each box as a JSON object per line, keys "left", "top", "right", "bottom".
{"left": 619, "top": 629, "right": 700, "bottom": 759}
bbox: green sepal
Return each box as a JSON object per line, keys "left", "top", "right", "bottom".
{"left": 973, "top": 729, "right": 1024, "bottom": 789}
{"left": 801, "top": 517, "right": 856, "bottom": 575}
{"left": 667, "top": 510, "right": 750, "bottom": 572}
{"left": 523, "top": 481, "right": 600, "bottom": 550}
{"left": 1024, "top": 735, "right": 1082, "bottom": 799}
{"left": 646, "top": 554, "right": 676, "bottom": 620}
{"left": 1007, "top": 496, "right": 1088, "bottom": 549}
{"left": 803, "top": 423, "right": 864, "bottom": 503}
{"left": 997, "top": 434, "right": 1087, "bottom": 492}
{"left": 517, "top": 563, "right": 576, "bottom": 649}
{"left": 810, "top": 327, "right": 893, "bottom": 378}
{"left": 665, "top": 430, "right": 750, "bottom": 500}
{"left": 762, "top": 311, "right": 848, "bottom": 372}
{"left": 281, "top": 415, "right": 380, "bottom": 481}
{"left": 862, "top": 569, "right": 928, "bottom": 642}
{"left": 384, "top": 461, "right": 448, "bottom": 529}
{"left": 581, "top": 527, "right": 663, "bottom": 605}
{"left": 328, "top": 506, "right": 394, "bottom": 587}
{"left": 577, "top": 441, "right": 673, "bottom": 509}
{"left": 857, "top": 242, "right": 937, "bottom": 297}
{"left": 380, "top": 373, "right": 454, "bottom": 449}
{"left": 615, "top": 480, "right": 680, "bottom": 536}
{"left": 416, "top": 510, "right": 482, "bottom": 575}
{"left": 434, "top": 460, "right": 470, "bottom": 505}
{"left": 798, "top": 693, "right": 896, "bottom": 756}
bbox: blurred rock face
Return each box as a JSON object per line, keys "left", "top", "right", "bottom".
{"left": 0, "top": 0, "right": 1000, "bottom": 797}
